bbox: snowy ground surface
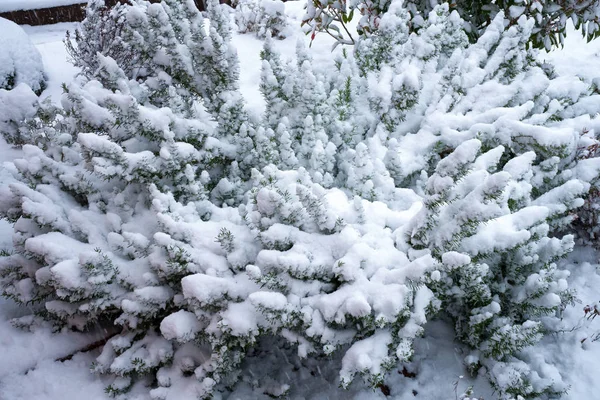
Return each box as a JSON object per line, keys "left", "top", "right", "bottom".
{"left": 1, "top": 3, "right": 600, "bottom": 399}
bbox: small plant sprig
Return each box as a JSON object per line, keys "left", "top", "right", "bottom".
{"left": 581, "top": 302, "right": 600, "bottom": 344}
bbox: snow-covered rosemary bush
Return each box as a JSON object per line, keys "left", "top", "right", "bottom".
{"left": 0, "top": 84, "right": 40, "bottom": 145}
{"left": 2, "top": 1, "right": 600, "bottom": 399}
{"left": 0, "top": 83, "right": 65, "bottom": 146}
{"left": 64, "top": 0, "right": 136, "bottom": 82}
{"left": 65, "top": 0, "right": 245, "bottom": 122}
{"left": 234, "top": 0, "right": 289, "bottom": 39}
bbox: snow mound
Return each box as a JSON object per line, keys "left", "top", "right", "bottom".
{"left": 0, "top": 17, "right": 46, "bottom": 94}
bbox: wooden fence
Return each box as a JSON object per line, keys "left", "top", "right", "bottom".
{"left": 0, "top": 1, "right": 211, "bottom": 26}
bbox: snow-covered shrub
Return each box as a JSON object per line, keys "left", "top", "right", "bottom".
{"left": 66, "top": 0, "right": 250, "bottom": 178}
{"left": 240, "top": 167, "right": 433, "bottom": 389}
{"left": 65, "top": 0, "right": 245, "bottom": 122}
{"left": 3, "top": 1, "right": 600, "bottom": 399}
{"left": 0, "top": 84, "right": 39, "bottom": 145}
{"left": 297, "top": 2, "right": 600, "bottom": 396}
{"left": 234, "top": 0, "right": 289, "bottom": 39}
{"left": 111, "top": 166, "right": 432, "bottom": 398}
{"left": 406, "top": 140, "right": 578, "bottom": 397}
{"left": 0, "top": 51, "right": 223, "bottom": 326}
{"left": 0, "top": 0, "right": 239, "bottom": 339}
{"left": 359, "top": 4, "right": 600, "bottom": 396}
{"left": 304, "top": 0, "right": 600, "bottom": 50}
{"left": 64, "top": 0, "right": 137, "bottom": 82}
{"left": 0, "top": 18, "right": 46, "bottom": 94}
{"left": 0, "top": 83, "right": 64, "bottom": 146}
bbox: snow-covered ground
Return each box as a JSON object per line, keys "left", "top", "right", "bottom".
{"left": 1, "top": 4, "right": 600, "bottom": 399}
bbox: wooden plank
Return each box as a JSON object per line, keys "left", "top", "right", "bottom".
{"left": 0, "top": 3, "right": 87, "bottom": 25}
{"left": 0, "top": 1, "right": 212, "bottom": 26}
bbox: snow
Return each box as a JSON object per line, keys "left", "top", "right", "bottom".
{"left": 261, "top": 0, "right": 284, "bottom": 16}
{"left": 221, "top": 300, "right": 259, "bottom": 336}
{"left": 51, "top": 259, "right": 83, "bottom": 289}
{"left": 21, "top": 22, "right": 80, "bottom": 101}
{"left": 0, "top": 352, "right": 110, "bottom": 400}
{"left": 160, "top": 310, "right": 202, "bottom": 342}
{"left": 340, "top": 330, "right": 392, "bottom": 385}
{"left": 1, "top": 8, "right": 600, "bottom": 400}
{"left": 182, "top": 273, "right": 234, "bottom": 305}
{"left": 249, "top": 290, "right": 287, "bottom": 310}
{"left": 236, "top": 1, "right": 340, "bottom": 117}
{"left": 0, "top": 18, "right": 46, "bottom": 93}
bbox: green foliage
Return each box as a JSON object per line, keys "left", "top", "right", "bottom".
{"left": 305, "top": 0, "right": 600, "bottom": 50}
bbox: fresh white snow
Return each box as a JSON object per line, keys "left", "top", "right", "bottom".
{"left": 0, "top": 18, "right": 46, "bottom": 93}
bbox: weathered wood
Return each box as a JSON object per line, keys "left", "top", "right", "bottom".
{"left": 0, "top": 3, "right": 87, "bottom": 26}
{"left": 0, "top": 0, "right": 212, "bottom": 26}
